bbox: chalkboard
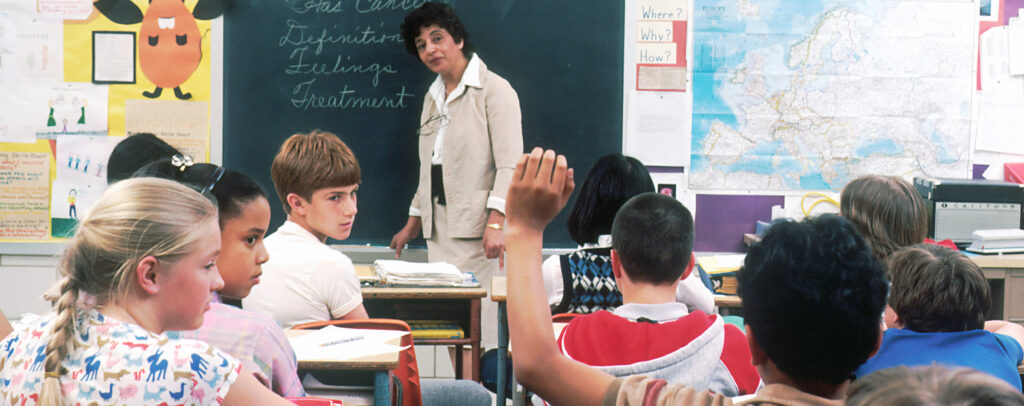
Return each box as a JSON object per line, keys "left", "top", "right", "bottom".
{"left": 223, "top": 0, "right": 624, "bottom": 248}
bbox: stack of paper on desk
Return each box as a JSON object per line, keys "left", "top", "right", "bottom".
{"left": 696, "top": 254, "right": 745, "bottom": 275}
{"left": 696, "top": 254, "right": 745, "bottom": 295}
{"left": 966, "top": 229, "right": 1024, "bottom": 254}
{"left": 288, "top": 325, "right": 407, "bottom": 362}
{"left": 373, "top": 260, "right": 476, "bottom": 287}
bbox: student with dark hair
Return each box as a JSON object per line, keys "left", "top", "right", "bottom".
{"left": 392, "top": 1, "right": 524, "bottom": 350}
{"left": 554, "top": 193, "right": 758, "bottom": 396}
{"left": 846, "top": 365, "right": 1024, "bottom": 406}
{"left": 503, "top": 148, "right": 888, "bottom": 405}
{"left": 856, "top": 244, "right": 1024, "bottom": 389}
{"left": 106, "top": 133, "right": 181, "bottom": 183}
{"left": 541, "top": 154, "right": 713, "bottom": 314}
{"left": 130, "top": 155, "right": 305, "bottom": 397}
{"left": 840, "top": 175, "right": 928, "bottom": 260}
{"left": 738, "top": 214, "right": 887, "bottom": 388}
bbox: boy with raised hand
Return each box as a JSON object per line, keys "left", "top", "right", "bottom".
{"left": 856, "top": 243, "right": 1024, "bottom": 389}
{"left": 555, "top": 192, "right": 758, "bottom": 395}
{"left": 504, "top": 148, "right": 888, "bottom": 405}
{"left": 244, "top": 130, "right": 369, "bottom": 327}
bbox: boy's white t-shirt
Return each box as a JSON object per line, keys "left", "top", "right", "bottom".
{"left": 243, "top": 220, "right": 363, "bottom": 328}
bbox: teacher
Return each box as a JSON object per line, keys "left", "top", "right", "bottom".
{"left": 390, "top": 0, "right": 523, "bottom": 345}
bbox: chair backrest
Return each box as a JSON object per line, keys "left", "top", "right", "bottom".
{"left": 286, "top": 397, "right": 343, "bottom": 406}
{"left": 292, "top": 319, "right": 422, "bottom": 406}
{"left": 551, "top": 313, "right": 581, "bottom": 324}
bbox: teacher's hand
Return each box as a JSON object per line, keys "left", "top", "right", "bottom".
{"left": 484, "top": 210, "right": 506, "bottom": 269}
{"left": 390, "top": 216, "right": 422, "bottom": 258}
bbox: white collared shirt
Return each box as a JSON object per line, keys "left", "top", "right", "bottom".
{"left": 541, "top": 234, "right": 717, "bottom": 314}
{"left": 427, "top": 53, "right": 481, "bottom": 165}
{"left": 612, "top": 302, "right": 690, "bottom": 323}
{"left": 243, "top": 221, "right": 362, "bottom": 328}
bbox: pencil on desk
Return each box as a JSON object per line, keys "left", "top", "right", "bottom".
{"left": 319, "top": 335, "right": 364, "bottom": 347}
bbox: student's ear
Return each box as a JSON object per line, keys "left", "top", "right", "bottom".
{"left": 285, "top": 193, "right": 307, "bottom": 216}
{"left": 610, "top": 249, "right": 624, "bottom": 281}
{"left": 883, "top": 305, "right": 903, "bottom": 329}
{"left": 135, "top": 256, "right": 161, "bottom": 296}
{"left": 745, "top": 325, "right": 768, "bottom": 366}
{"left": 680, "top": 255, "right": 695, "bottom": 281}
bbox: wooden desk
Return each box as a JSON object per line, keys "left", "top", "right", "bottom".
{"left": 702, "top": 251, "right": 1024, "bottom": 323}
{"left": 715, "top": 294, "right": 743, "bottom": 316}
{"left": 360, "top": 285, "right": 488, "bottom": 381}
{"left": 285, "top": 329, "right": 403, "bottom": 405}
{"left": 974, "top": 254, "right": 1024, "bottom": 323}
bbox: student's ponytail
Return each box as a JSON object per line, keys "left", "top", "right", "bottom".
{"left": 39, "top": 276, "right": 79, "bottom": 405}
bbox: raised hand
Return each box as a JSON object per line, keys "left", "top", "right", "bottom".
{"left": 505, "top": 148, "right": 574, "bottom": 233}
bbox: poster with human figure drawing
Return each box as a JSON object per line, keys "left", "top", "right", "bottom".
{"left": 33, "top": 82, "right": 108, "bottom": 138}
{"left": 51, "top": 135, "right": 116, "bottom": 236}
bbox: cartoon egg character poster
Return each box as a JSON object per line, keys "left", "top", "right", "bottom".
{"left": 62, "top": 0, "right": 227, "bottom": 138}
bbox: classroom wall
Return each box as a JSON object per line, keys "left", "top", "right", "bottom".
{"left": 3, "top": 1, "right": 1024, "bottom": 314}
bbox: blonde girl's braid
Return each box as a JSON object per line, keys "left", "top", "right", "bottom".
{"left": 38, "top": 275, "right": 78, "bottom": 405}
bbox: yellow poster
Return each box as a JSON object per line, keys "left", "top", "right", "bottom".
{"left": 63, "top": 0, "right": 212, "bottom": 160}
{"left": 0, "top": 140, "right": 56, "bottom": 241}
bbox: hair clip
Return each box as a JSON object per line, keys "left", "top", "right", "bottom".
{"left": 170, "top": 154, "right": 194, "bottom": 172}
{"left": 201, "top": 166, "right": 226, "bottom": 196}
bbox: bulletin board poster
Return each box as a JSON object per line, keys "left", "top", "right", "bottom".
{"left": 0, "top": 140, "right": 56, "bottom": 241}
{"left": 62, "top": 1, "right": 212, "bottom": 161}
{"left": 635, "top": 0, "right": 688, "bottom": 92}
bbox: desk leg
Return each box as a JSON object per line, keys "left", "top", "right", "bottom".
{"left": 374, "top": 371, "right": 391, "bottom": 406}
{"left": 496, "top": 301, "right": 508, "bottom": 406}
{"left": 455, "top": 343, "right": 464, "bottom": 380}
{"left": 471, "top": 297, "right": 481, "bottom": 381}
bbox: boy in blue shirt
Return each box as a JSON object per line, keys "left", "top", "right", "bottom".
{"left": 856, "top": 243, "right": 1024, "bottom": 389}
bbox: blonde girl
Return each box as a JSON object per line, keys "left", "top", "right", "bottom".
{"left": 0, "top": 178, "right": 293, "bottom": 405}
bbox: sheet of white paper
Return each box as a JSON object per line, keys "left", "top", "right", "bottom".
{"left": 638, "top": 0, "right": 688, "bottom": 21}
{"left": 92, "top": 31, "right": 135, "bottom": 83}
{"left": 0, "top": 84, "right": 37, "bottom": 143}
{"left": 37, "top": 0, "right": 93, "bottom": 20}
{"left": 637, "top": 21, "right": 674, "bottom": 42}
{"left": 50, "top": 179, "right": 104, "bottom": 221}
{"left": 0, "top": 14, "right": 17, "bottom": 84}
{"left": 56, "top": 135, "right": 118, "bottom": 187}
{"left": 1008, "top": 19, "right": 1024, "bottom": 75}
{"left": 29, "top": 83, "right": 109, "bottom": 138}
{"left": 624, "top": 91, "right": 691, "bottom": 166}
{"left": 976, "top": 87, "right": 1024, "bottom": 155}
{"left": 288, "top": 326, "right": 408, "bottom": 362}
{"left": 981, "top": 26, "right": 1010, "bottom": 89}
{"left": 4, "top": 16, "right": 63, "bottom": 85}
{"left": 977, "top": 26, "right": 1024, "bottom": 155}
{"left": 637, "top": 42, "right": 678, "bottom": 64}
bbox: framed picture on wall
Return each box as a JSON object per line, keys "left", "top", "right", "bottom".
{"left": 92, "top": 31, "right": 135, "bottom": 84}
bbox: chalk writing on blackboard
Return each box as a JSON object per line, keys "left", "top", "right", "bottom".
{"left": 277, "top": 0, "right": 423, "bottom": 111}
